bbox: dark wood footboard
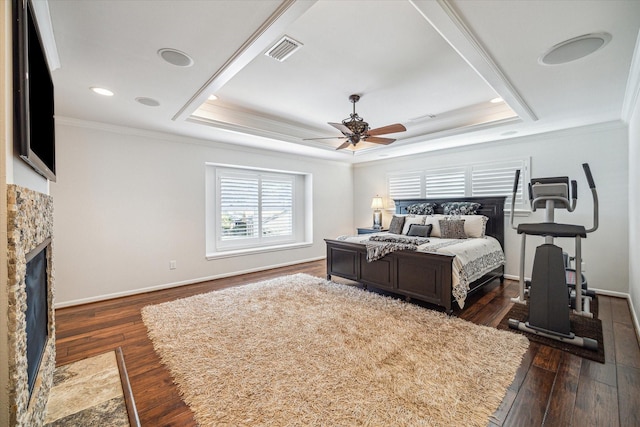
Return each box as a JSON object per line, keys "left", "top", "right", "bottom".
{"left": 326, "top": 239, "right": 455, "bottom": 310}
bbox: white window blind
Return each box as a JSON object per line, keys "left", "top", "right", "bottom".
{"left": 471, "top": 160, "right": 527, "bottom": 210}
{"left": 385, "top": 158, "right": 529, "bottom": 211}
{"left": 219, "top": 174, "right": 259, "bottom": 241}
{"left": 261, "top": 177, "right": 293, "bottom": 238}
{"left": 425, "top": 168, "right": 466, "bottom": 197}
{"left": 387, "top": 171, "right": 422, "bottom": 201}
{"left": 215, "top": 168, "right": 296, "bottom": 250}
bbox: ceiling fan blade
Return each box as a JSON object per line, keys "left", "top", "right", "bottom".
{"left": 365, "top": 136, "right": 395, "bottom": 145}
{"left": 328, "top": 122, "right": 353, "bottom": 135}
{"left": 336, "top": 141, "right": 352, "bottom": 150}
{"left": 367, "top": 123, "right": 406, "bottom": 136}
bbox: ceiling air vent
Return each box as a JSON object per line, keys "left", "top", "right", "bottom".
{"left": 265, "top": 36, "right": 303, "bottom": 62}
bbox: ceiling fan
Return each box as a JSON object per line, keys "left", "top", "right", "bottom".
{"left": 305, "top": 94, "right": 406, "bottom": 150}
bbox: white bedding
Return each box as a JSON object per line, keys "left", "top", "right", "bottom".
{"left": 335, "top": 233, "right": 505, "bottom": 308}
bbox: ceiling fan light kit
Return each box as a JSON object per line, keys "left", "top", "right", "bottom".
{"left": 305, "top": 94, "right": 406, "bottom": 151}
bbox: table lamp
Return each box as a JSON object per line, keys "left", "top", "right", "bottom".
{"left": 371, "top": 196, "right": 384, "bottom": 229}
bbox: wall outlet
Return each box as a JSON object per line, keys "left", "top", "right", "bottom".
{"left": 169, "top": 260, "right": 177, "bottom": 270}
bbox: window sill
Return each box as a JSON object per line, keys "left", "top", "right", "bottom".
{"left": 206, "top": 241, "right": 313, "bottom": 260}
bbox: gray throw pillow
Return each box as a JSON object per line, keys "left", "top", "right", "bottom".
{"left": 439, "top": 219, "right": 467, "bottom": 239}
{"left": 407, "top": 224, "right": 432, "bottom": 237}
{"left": 388, "top": 215, "right": 405, "bottom": 234}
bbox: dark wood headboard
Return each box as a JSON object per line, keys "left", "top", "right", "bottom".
{"left": 394, "top": 196, "right": 506, "bottom": 249}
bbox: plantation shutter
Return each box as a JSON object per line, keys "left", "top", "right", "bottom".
{"left": 387, "top": 171, "right": 423, "bottom": 201}
{"left": 425, "top": 168, "right": 466, "bottom": 197}
{"left": 261, "top": 176, "right": 293, "bottom": 237}
{"left": 471, "top": 160, "right": 527, "bottom": 209}
{"left": 219, "top": 173, "right": 259, "bottom": 241}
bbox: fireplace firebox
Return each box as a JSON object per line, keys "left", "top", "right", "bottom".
{"left": 25, "top": 239, "right": 50, "bottom": 397}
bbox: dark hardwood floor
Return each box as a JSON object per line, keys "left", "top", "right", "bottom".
{"left": 54, "top": 260, "right": 640, "bottom": 426}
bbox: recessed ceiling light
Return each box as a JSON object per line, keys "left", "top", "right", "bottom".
{"left": 90, "top": 87, "right": 114, "bottom": 96}
{"left": 539, "top": 32, "right": 611, "bottom": 65}
{"left": 158, "top": 48, "right": 194, "bottom": 67}
{"left": 208, "top": 94, "right": 218, "bottom": 101}
{"left": 135, "top": 97, "right": 160, "bottom": 107}
{"left": 490, "top": 97, "right": 503, "bottom": 103}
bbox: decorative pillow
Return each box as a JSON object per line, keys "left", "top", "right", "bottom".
{"left": 401, "top": 215, "right": 426, "bottom": 235}
{"left": 442, "top": 202, "right": 481, "bottom": 215}
{"left": 407, "top": 223, "right": 433, "bottom": 237}
{"left": 388, "top": 215, "right": 406, "bottom": 234}
{"left": 459, "top": 215, "right": 488, "bottom": 238}
{"left": 406, "top": 202, "right": 436, "bottom": 215}
{"left": 439, "top": 219, "right": 467, "bottom": 239}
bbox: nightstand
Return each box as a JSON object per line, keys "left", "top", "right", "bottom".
{"left": 357, "top": 227, "right": 388, "bottom": 235}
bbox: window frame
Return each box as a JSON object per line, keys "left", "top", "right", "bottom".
{"left": 206, "top": 163, "right": 312, "bottom": 259}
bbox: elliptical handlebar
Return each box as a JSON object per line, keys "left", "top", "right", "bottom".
{"left": 510, "top": 169, "right": 520, "bottom": 230}
{"left": 582, "top": 163, "right": 599, "bottom": 233}
{"left": 583, "top": 163, "right": 596, "bottom": 189}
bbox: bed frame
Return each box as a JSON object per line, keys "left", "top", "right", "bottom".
{"left": 325, "top": 196, "right": 506, "bottom": 312}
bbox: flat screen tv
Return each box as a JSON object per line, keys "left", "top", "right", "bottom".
{"left": 13, "top": 0, "right": 56, "bottom": 182}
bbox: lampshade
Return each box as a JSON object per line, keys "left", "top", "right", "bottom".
{"left": 370, "top": 197, "right": 384, "bottom": 210}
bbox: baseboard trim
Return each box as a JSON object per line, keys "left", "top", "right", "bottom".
{"left": 626, "top": 295, "right": 640, "bottom": 344}
{"left": 54, "top": 256, "right": 326, "bottom": 308}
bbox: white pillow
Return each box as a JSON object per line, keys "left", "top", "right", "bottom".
{"left": 423, "top": 214, "right": 447, "bottom": 237}
{"left": 401, "top": 215, "right": 426, "bottom": 235}
{"left": 460, "top": 215, "right": 488, "bottom": 238}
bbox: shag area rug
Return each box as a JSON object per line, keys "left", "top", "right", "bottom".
{"left": 142, "top": 274, "right": 529, "bottom": 426}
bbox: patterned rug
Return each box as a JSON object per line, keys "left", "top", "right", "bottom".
{"left": 497, "top": 301, "right": 604, "bottom": 363}
{"left": 142, "top": 273, "right": 529, "bottom": 426}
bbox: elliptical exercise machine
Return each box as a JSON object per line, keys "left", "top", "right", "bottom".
{"left": 508, "top": 163, "right": 598, "bottom": 350}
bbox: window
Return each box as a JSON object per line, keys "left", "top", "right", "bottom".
{"left": 424, "top": 167, "right": 466, "bottom": 197}
{"left": 386, "top": 158, "right": 529, "bottom": 211}
{"left": 206, "top": 164, "right": 312, "bottom": 257}
{"left": 387, "top": 171, "right": 422, "bottom": 200}
{"left": 471, "top": 160, "right": 527, "bottom": 209}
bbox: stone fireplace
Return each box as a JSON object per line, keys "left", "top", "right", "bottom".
{"left": 6, "top": 184, "right": 56, "bottom": 426}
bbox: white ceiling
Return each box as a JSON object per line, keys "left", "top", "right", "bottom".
{"left": 44, "top": 0, "right": 640, "bottom": 163}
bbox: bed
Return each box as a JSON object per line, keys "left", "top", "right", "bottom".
{"left": 325, "top": 196, "right": 506, "bottom": 313}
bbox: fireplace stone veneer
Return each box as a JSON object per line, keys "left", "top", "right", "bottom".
{"left": 6, "top": 185, "right": 55, "bottom": 426}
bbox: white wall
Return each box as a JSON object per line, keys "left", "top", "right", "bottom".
{"left": 352, "top": 122, "right": 629, "bottom": 294}
{"left": 50, "top": 121, "right": 353, "bottom": 306}
{"left": 629, "top": 89, "right": 640, "bottom": 327}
